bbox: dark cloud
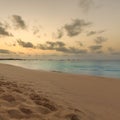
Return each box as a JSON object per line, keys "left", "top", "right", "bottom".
{"left": 48, "top": 41, "right": 65, "bottom": 48}
{"left": 0, "top": 26, "right": 13, "bottom": 37}
{"left": 38, "top": 41, "right": 87, "bottom": 54}
{"left": 64, "top": 19, "right": 91, "bottom": 37}
{"left": 89, "top": 45, "right": 102, "bottom": 51}
{"left": 87, "top": 30, "right": 105, "bottom": 36}
{"left": 79, "top": 0, "right": 94, "bottom": 12}
{"left": 11, "top": 15, "right": 27, "bottom": 29}
{"left": 37, "top": 41, "right": 65, "bottom": 50}
{"left": 16, "top": 39, "right": 87, "bottom": 54}
{"left": 17, "top": 39, "right": 34, "bottom": 48}
{"left": 87, "top": 31, "right": 97, "bottom": 36}
{"left": 0, "top": 49, "right": 14, "bottom": 54}
{"left": 65, "top": 47, "right": 87, "bottom": 54}
{"left": 54, "top": 19, "right": 91, "bottom": 38}
{"left": 94, "top": 36, "right": 107, "bottom": 44}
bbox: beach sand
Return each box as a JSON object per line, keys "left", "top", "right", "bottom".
{"left": 0, "top": 63, "right": 120, "bottom": 120}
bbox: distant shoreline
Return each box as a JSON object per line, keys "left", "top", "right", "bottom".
{"left": 0, "top": 62, "right": 120, "bottom": 80}
{"left": 0, "top": 60, "right": 120, "bottom": 79}
{"left": 0, "top": 58, "right": 120, "bottom": 61}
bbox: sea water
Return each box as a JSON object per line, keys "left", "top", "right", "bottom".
{"left": 0, "top": 60, "right": 120, "bottom": 79}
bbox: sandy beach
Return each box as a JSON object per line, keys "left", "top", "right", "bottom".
{"left": 0, "top": 63, "right": 120, "bottom": 120}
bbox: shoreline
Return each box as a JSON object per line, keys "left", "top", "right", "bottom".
{"left": 0, "top": 62, "right": 120, "bottom": 80}
{"left": 0, "top": 63, "right": 120, "bottom": 120}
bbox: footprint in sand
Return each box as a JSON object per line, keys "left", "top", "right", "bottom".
{"left": 19, "top": 107, "right": 33, "bottom": 115}
{"left": 0, "top": 78, "right": 91, "bottom": 120}
{"left": 29, "top": 93, "right": 57, "bottom": 111}
{"left": 0, "top": 88, "right": 5, "bottom": 94}
{"left": 7, "top": 109, "right": 25, "bottom": 119}
{"left": 65, "top": 113, "right": 81, "bottom": 120}
{"left": 1, "top": 94, "right": 15, "bottom": 103}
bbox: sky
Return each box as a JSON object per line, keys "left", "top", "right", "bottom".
{"left": 0, "top": 0, "right": 120, "bottom": 59}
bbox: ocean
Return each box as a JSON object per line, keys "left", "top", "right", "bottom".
{"left": 0, "top": 60, "right": 120, "bottom": 79}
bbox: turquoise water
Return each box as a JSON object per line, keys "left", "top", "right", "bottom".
{"left": 0, "top": 60, "right": 120, "bottom": 79}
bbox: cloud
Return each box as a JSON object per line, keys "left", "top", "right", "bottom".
{"left": 108, "top": 47, "right": 114, "bottom": 53}
{"left": 38, "top": 41, "right": 87, "bottom": 54}
{"left": 96, "top": 50, "right": 103, "bottom": 54}
{"left": 79, "top": 0, "right": 94, "bottom": 12}
{"left": 11, "top": 15, "right": 27, "bottom": 29}
{"left": 88, "top": 36, "right": 107, "bottom": 53}
{"left": 0, "top": 21, "right": 10, "bottom": 29}
{"left": 33, "top": 28, "right": 39, "bottom": 35}
{"left": 87, "top": 31, "right": 97, "bottom": 36}
{"left": 94, "top": 36, "right": 107, "bottom": 44}
{"left": 65, "top": 47, "right": 87, "bottom": 54}
{"left": 107, "top": 47, "right": 120, "bottom": 55}
{"left": 37, "top": 41, "right": 65, "bottom": 50}
{"left": 54, "top": 19, "right": 91, "bottom": 38}
{"left": 64, "top": 19, "right": 91, "bottom": 37}
{"left": 17, "top": 39, "right": 34, "bottom": 48}
{"left": 0, "top": 26, "right": 13, "bottom": 37}
{"left": 87, "top": 30, "right": 105, "bottom": 36}
{"left": 111, "top": 52, "right": 120, "bottom": 55}
{"left": 56, "top": 28, "right": 64, "bottom": 39}
{"left": 0, "top": 49, "right": 15, "bottom": 54}
{"left": 89, "top": 45, "right": 102, "bottom": 51}
{"left": 32, "top": 25, "right": 42, "bottom": 35}
{"left": 16, "top": 39, "right": 87, "bottom": 54}
{"left": 48, "top": 41, "right": 65, "bottom": 48}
